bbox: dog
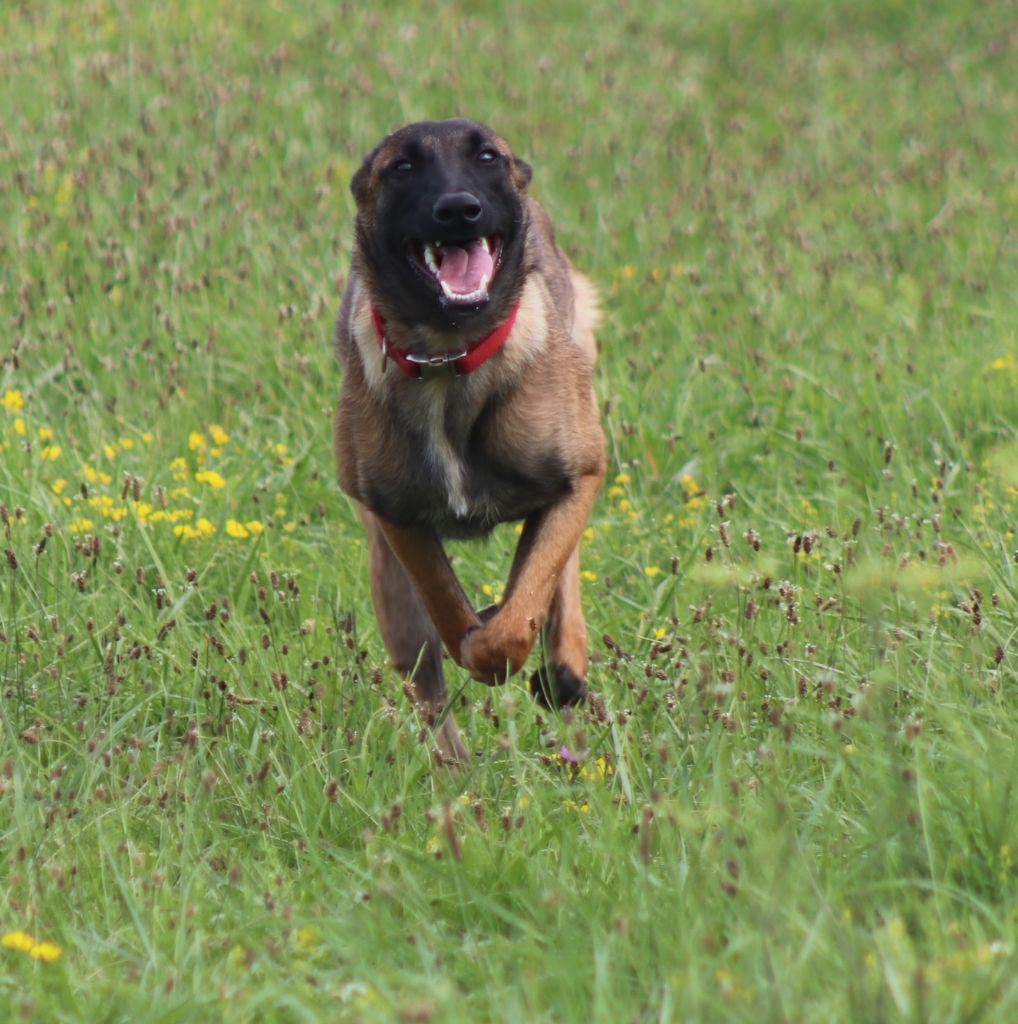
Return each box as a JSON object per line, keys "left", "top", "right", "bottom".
{"left": 333, "top": 119, "right": 605, "bottom": 763}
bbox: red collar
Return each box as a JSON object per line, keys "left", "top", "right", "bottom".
{"left": 369, "top": 303, "right": 519, "bottom": 380}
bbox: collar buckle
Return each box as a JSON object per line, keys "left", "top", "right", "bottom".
{"left": 405, "top": 349, "right": 468, "bottom": 380}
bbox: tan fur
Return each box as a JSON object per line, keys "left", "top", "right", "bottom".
{"left": 334, "top": 123, "right": 605, "bottom": 764}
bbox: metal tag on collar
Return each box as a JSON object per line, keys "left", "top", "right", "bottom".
{"left": 405, "top": 349, "right": 468, "bottom": 380}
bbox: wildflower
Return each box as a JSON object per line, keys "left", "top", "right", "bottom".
{"left": 142, "top": 432, "right": 153, "bottom": 444}
{"left": 14, "top": 418, "right": 26, "bottom": 436}
{"left": 188, "top": 432, "right": 206, "bottom": 452}
{"left": 29, "top": 942, "right": 63, "bottom": 963}
{"left": 581, "top": 570, "right": 598, "bottom": 582}
{"left": 245, "top": 520, "right": 264, "bottom": 536}
{"left": 38, "top": 427, "right": 53, "bottom": 442}
{"left": 68, "top": 518, "right": 94, "bottom": 534}
{"left": 614, "top": 473, "right": 631, "bottom": 484}
{"left": 225, "top": 519, "right": 249, "bottom": 538}
{"left": 209, "top": 424, "right": 230, "bottom": 446}
{"left": 579, "top": 755, "right": 614, "bottom": 781}
{"left": 51, "top": 479, "right": 67, "bottom": 496}
{"left": 295, "top": 927, "right": 318, "bottom": 951}
{"left": 644, "top": 566, "right": 661, "bottom": 577}
{"left": 119, "top": 437, "right": 134, "bottom": 450}
{"left": 2, "top": 931, "right": 62, "bottom": 962}
{"left": 174, "top": 518, "right": 215, "bottom": 542}
{"left": 2, "top": 390, "right": 25, "bottom": 413}
{"left": 40, "top": 445, "right": 61, "bottom": 461}
{"left": 2, "top": 931, "right": 35, "bottom": 953}
{"left": 195, "top": 470, "right": 226, "bottom": 489}
{"left": 990, "top": 354, "right": 1015, "bottom": 371}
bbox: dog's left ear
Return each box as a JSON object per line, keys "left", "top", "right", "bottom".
{"left": 512, "top": 156, "right": 533, "bottom": 190}
{"left": 350, "top": 146, "right": 379, "bottom": 208}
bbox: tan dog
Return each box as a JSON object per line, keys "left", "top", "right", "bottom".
{"left": 334, "top": 119, "right": 604, "bottom": 762}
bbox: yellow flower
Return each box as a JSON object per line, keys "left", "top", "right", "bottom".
{"left": 614, "top": 473, "right": 631, "bottom": 484}
{"left": 295, "top": 927, "right": 318, "bottom": 951}
{"left": 581, "top": 570, "right": 598, "bottom": 582}
{"left": 29, "top": 941, "right": 63, "bottom": 963}
{"left": 188, "top": 432, "right": 206, "bottom": 451}
{"left": 245, "top": 520, "right": 264, "bottom": 535}
{"left": 14, "top": 418, "right": 26, "bottom": 436}
{"left": 2, "top": 931, "right": 36, "bottom": 953}
{"left": 38, "top": 427, "right": 53, "bottom": 442}
{"left": 990, "top": 354, "right": 1015, "bottom": 371}
{"left": 68, "top": 518, "right": 94, "bottom": 534}
{"left": 225, "top": 519, "right": 249, "bottom": 539}
{"left": 644, "top": 566, "right": 661, "bottom": 577}
{"left": 40, "top": 445, "right": 61, "bottom": 461}
{"left": 2, "top": 390, "right": 25, "bottom": 413}
{"left": 119, "top": 437, "right": 134, "bottom": 450}
{"left": 607, "top": 486, "right": 625, "bottom": 498}
{"left": 195, "top": 470, "right": 226, "bottom": 489}
{"left": 52, "top": 479, "right": 67, "bottom": 495}
{"left": 209, "top": 424, "right": 230, "bottom": 446}
{"left": 142, "top": 432, "right": 153, "bottom": 444}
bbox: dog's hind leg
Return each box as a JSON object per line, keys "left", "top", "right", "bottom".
{"left": 529, "top": 544, "right": 589, "bottom": 708}
{"left": 359, "top": 506, "right": 470, "bottom": 765}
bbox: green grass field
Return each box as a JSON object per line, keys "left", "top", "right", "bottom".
{"left": 2, "top": 1, "right": 1017, "bottom": 1020}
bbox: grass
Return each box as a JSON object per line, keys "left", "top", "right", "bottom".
{"left": 1, "top": 0, "right": 1017, "bottom": 1020}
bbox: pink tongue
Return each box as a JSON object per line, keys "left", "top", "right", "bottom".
{"left": 438, "top": 241, "right": 494, "bottom": 294}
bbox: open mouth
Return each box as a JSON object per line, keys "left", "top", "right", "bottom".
{"left": 410, "top": 236, "right": 501, "bottom": 306}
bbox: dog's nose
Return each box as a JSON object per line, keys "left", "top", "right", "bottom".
{"left": 432, "top": 191, "right": 483, "bottom": 226}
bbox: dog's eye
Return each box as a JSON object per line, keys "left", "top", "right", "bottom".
{"left": 477, "top": 149, "right": 500, "bottom": 165}
{"left": 391, "top": 159, "right": 413, "bottom": 175}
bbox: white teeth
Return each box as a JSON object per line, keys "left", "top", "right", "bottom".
{"left": 439, "top": 278, "right": 490, "bottom": 304}
{"left": 423, "top": 243, "right": 441, "bottom": 277}
{"left": 421, "top": 237, "right": 493, "bottom": 303}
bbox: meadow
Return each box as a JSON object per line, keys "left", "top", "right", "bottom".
{"left": 1, "top": 0, "right": 1017, "bottom": 1020}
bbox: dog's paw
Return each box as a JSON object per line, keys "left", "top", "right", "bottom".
{"left": 460, "top": 621, "right": 534, "bottom": 686}
{"left": 529, "top": 662, "right": 588, "bottom": 709}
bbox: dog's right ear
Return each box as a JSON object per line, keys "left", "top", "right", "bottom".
{"left": 512, "top": 156, "right": 533, "bottom": 190}
{"left": 350, "top": 146, "right": 379, "bottom": 208}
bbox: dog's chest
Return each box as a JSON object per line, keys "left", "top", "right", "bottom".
{"left": 419, "top": 390, "right": 470, "bottom": 519}
{"left": 375, "top": 384, "right": 569, "bottom": 538}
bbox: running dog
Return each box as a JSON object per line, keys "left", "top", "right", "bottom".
{"left": 334, "top": 119, "right": 604, "bottom": 762}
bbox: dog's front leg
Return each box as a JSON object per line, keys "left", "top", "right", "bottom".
{"left": 371, "top": 518, "right": 482, "bottom": 666}
{"left": 460, "top": 469, "right": 603, "bottom": 686}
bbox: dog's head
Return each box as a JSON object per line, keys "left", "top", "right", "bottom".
{"left": 350, "top": 119, "right": 533, "bottom": 331}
